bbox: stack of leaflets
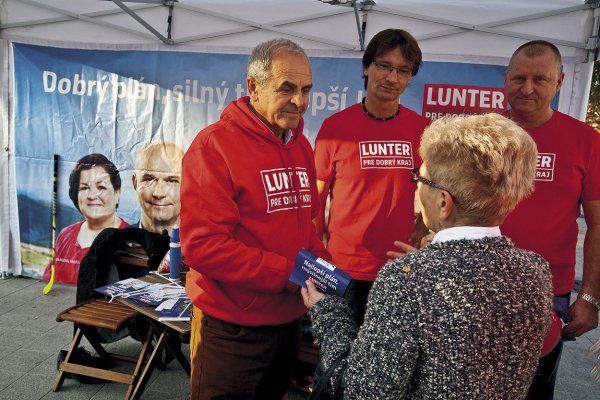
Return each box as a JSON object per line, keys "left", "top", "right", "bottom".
{"left": 155, "top": 297, "right": 192, "bottom": 321}
{"left": 289, "top": 249, "right": 352, "bottom": 297}
{"left": 95, "top": 277, "right": 191, "bottom": 321}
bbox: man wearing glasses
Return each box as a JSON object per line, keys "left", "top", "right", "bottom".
{"left": 314, "top": 29, "right": 429, "bottom": 327}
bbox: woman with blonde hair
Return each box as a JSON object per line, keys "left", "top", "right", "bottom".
{"left": 303, "top": 113, "right": 554, "bottom": 399}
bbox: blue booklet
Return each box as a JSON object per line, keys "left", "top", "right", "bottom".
{"left": 289, "top": 249, "right": 352, "bottom": 297}
{"left": 94, "top": 278, "right": 188, "bottom": 308}
{"left": 155, "top": 297, "right": 192, "bottom": 322}
{"left": 94, "top": 278, "right": 154, "bottom": 305}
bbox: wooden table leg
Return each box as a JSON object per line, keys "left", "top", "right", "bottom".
{"left": 165, "top": 334, "right": 191, "bottom": 376}
{"left": 129, "top": 327, "right": 169, "bottom": 400}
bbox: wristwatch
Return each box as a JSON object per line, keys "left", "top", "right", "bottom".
{"left": 578, "top": 292, "right": 600, "bottom": 311}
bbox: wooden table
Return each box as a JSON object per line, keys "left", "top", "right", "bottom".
{"left": 117, "top": 273, "right": 191, "bottom": 400}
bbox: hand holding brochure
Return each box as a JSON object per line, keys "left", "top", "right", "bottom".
{"left": 289, "top": 249, "right": 352, "bottom": 297}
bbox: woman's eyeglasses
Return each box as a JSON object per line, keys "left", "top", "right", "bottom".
{"left": 411, "top": 168, "right": 457, "bottom": 204}
{"left": 411, "top": 168, "right": 443, "bottom": 190}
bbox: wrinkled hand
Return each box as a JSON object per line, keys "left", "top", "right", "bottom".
{"left": 408, "top": 229, "right": 426, "bottom": 247}
{"left": 562, "top": 299, "right": 599, "bottom": 337}
{"left": 301, "top": 280, "right": 325, "bottom": 310}
{"left": 421, "top": 231, "right": 435, "bottom": 247}
{"left": 408, "top": 230, "right": 435, "bottom": 249}
{"left": 408, "top": 212, "right": 429, "bottom": 247}
{"left": 386, "top": 240, "right": 419, "bottom": 262}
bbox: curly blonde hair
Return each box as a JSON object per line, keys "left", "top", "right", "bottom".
{"left": 419, "top": 113, "right": 537, "bottom": 224}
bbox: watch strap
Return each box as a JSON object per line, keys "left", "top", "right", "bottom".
{"left": 578, "top": 292, "right": 600, "bottom": 311}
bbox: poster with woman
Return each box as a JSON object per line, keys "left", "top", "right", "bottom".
{"left": 41, "top": 153, "right": 128, "bottom": 284}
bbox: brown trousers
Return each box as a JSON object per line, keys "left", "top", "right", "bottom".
{"left": 190, "top": 307, "right": 301, "bottom": 400}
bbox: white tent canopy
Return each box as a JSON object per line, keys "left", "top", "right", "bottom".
{"left": 1, "top": 1, "right": 597, "bottom": 56}
{"left": 1, "top": 0, "right": 599, "bottom": 276}
{"left": 2, "top": 0, "right": 597, "bottom": 119}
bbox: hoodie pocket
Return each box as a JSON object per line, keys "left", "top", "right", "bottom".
{"left": 223, "top": 285, "right": 258, "bottom": 312}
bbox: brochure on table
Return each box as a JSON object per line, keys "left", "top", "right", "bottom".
{"left": 95, "top": 277, "right": 191, "bottom": 321}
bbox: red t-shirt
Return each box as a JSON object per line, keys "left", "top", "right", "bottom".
{"left": 43, "top": 218, "right": 129, "bottom": 285}
{"left": 314, "top": 103, "right": 429, "bottom": 280}
{"left": 502, "top": 111, "right": 600, "bottom": 295}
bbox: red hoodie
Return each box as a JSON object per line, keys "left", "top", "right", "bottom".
{"left": 181, "top": 96, "right": 328, "bottom": 326}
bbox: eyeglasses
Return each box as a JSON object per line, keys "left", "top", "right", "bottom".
{"left": 411, "top": 168, "right": 458, "bottom": 204}
{"left": 411, "top": 168, "right": 443, "bottom": 190}
{"left": 372, "top": 60, "right": 412, "bottom": 77}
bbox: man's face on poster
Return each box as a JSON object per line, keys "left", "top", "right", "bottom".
{"left": 133, "top": 149, "right": 182, "bottom": 233}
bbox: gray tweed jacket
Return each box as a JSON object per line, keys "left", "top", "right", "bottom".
{"left": 310, "top": 236, "right": 553, "bottom": 400}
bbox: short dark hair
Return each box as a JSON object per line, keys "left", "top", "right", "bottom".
{"left": 509, "top": 40, "right": 562, "bottom": 73}
{"left": 362, "top": 29, "right": 422, "bottom": 90}
{"left": 68, "top": 153, "right": 121, "bottom": 212}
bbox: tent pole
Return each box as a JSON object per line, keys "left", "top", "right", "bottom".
{"left": 111, "top": 0, "right": 173, "bottom": 45}
{"left": 353, "top": 1, "right": 365, "bottom": 51}
{"left": 587, "top": 5, "right": 600, "bottom": 62}
{"left": 167, "top": 3, "right": 174, "bottom": 40}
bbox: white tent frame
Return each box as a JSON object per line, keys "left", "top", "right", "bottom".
{"left": 4, "top": 1, "right": 598, "bottom": 53}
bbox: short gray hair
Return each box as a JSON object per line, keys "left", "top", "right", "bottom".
{"left": 247, "top": 38, "right": 308, "bottom": 86}
{"left": 419, "top": 113, "right": 538, "bottom": 224}
{"left": 508, "top": 40, "right": 562, "bottom": 74}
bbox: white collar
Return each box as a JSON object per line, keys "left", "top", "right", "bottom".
{"left": 432, "top": 226, "right": 501, "bottom": 244}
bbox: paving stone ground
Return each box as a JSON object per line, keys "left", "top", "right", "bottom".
{"left": 0, "top": 216, "right": 598, "bottom": 399}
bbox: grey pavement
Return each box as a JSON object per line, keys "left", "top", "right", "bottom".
{"left": 0, "top": 277, "right": 309, "bottom": 400}
{"left": 0, "top": 216, "right": 598, "bottom": 399}
{"left": 554, "top": 216, "right": 600, "bottom": 400}
{"left": 0, "top": 276, "right": 193, "bottom": 400}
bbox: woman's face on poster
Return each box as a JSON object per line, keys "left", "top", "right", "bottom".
{"left": 77, "top": 166, "right": 120, "bottom": 222}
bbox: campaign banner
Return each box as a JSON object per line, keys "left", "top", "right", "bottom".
{"left": 422, "top": 83, "right": 507, "bottom": 120}
{"left": 12, "top": 42, "right": 558, "bottom": 282}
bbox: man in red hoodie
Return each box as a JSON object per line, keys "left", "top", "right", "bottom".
{"left": 181, "top": 39, "right": 328, "bottom": 399}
